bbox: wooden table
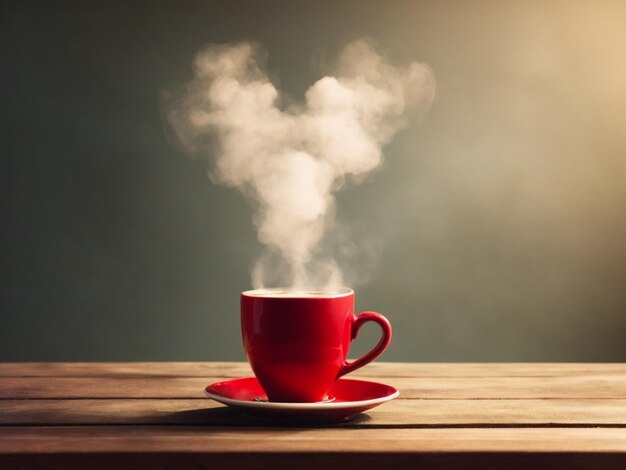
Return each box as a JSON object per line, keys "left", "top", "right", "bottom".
{"left": 1, "top": 362, "right": 626, "bottom": 469}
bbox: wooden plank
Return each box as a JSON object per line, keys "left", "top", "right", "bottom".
{"left": 2, "top": 375, "right": 626, "bottom": 399}
{"left": 2, "top": 398, "right": 626, "bottom": 426}
{"left": 0, "top": 362, "right": 252, "bottom": 378}
{"left": 0, "top": 377, "right": 212, "bottom": 399}
{"left": 2, "top": 362, "right": 625, "bottom": 378}
{"left": 2, "top": 451, "right": 625, "bottom": 470}
{"left": 1, "top": 426, "right": 626, "bottom": 453}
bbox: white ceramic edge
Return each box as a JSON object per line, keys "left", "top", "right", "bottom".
{"left": 204, "top": 385, "right": 399, "bottom": 410}
{"left": 241, "top": 287, "right": 354, "bottom": 298}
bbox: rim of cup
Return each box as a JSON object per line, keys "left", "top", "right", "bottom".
{"left": 242, "top": 287, "right": 354, "bottom": 298}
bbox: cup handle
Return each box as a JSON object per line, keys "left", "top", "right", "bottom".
{"left": 338, "top": 311, "right": 392, "bottom": 378}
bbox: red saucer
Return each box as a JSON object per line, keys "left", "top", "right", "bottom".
{"left": 204, "top": 377, "right": 399, "bottom": 424}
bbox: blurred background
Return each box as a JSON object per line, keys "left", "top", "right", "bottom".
{"left": 1, "top": 0, "right": 625, "bottom": 362}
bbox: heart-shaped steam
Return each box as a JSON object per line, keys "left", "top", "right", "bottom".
{"left": 165, "top": 39, "right": 435, "bottom": 290}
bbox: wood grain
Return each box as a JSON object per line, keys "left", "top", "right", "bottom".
{"left": 2, "top": 362, "right": 625, "bottom": 378}
{"left": 1, "top": 426, "right": 626, "bottom": 453}
{"left": 2, "top": 375, "right": 626, "bottom": 399}
{"left": 2, "top": 398, "right": 626, "bottom": 426}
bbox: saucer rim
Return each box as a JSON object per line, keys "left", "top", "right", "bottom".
{"left": 204, "top": 377, "right": 399, "bottom": 410}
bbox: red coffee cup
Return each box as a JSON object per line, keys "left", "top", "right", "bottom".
{"left": 241, "top": 287, "right": 392, "bottom": 403}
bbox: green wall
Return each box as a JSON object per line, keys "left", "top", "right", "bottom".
{"left": 2, "top": 0, "right": 625, "bottom": 361}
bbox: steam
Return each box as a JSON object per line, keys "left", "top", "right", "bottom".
{"left": 166, "top": 40, "right": 435, "bottom": 289}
